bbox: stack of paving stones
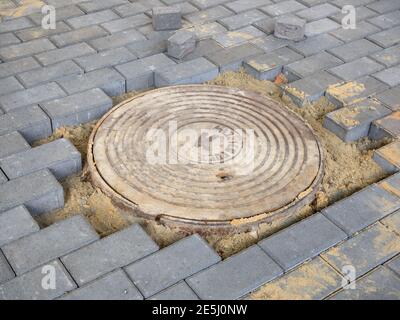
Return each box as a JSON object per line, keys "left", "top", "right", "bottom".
{"left": 1, "top": 0, "right": 400, "bottom": 300}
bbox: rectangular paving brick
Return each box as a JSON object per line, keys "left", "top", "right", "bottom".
{"left": 323, "top": 184, "right": 400, "bottom": 236}
{"left": 0, "top": 206, "right": 39, "bottom": 247}
{"left": 155, "top": 57, "right": 218, "bottom": 86}
{"left": 0, "top": 33, "right": 21, "bottom": 47}
{"left": 51, "top": 25, "right": 108, "bottom": 47}
{"left": 116, "top": 53, "right": 176, "bottom": 91}
{"left": 321, "top": 223, "right": 400, "bottom": 277}
{"left": 0, "top": 17, "right": 33, "bottom": 33}
{"left": 28, "top": 5, "right": 84, "bottom": 25}
{"left": 368, "top": 26, "right": 400, "bottom": 48}
{"left": 289, "top": 33, "right": 343, "bottom": 57}
{"left": 62, "top": 224, "right": 158, "bottom": 286}
{"left": 124, "top": 235, "right": 221, "bottom": 298}
{"left": 17, "top": 60, "right": 83, "bottom": 88}
{"left": 113, "top": 2, "right": 147, "bottom": 17}
{"left": 60, "top": 269, "right": 143, "bottom": 300}
{"left": 0, "top": 76, "right": 24, "bottom": 96}
{"left": 373, "top": 65, "right": 400, "bottom": 87}
{"left": 0, "top": 169, "right": 63, "bottom": 215}
{"left": 214, "top": 26, "right": 264, "bottom": 47}
{"left": 0, "top": 38, "right": 55, "bottom": 61}
{"left": 376, "top": 86, "right": 400, "bottom": 111}
{"left": 0, "top": 57, "right": 41, "bottom": 79}
{"left": 126, "top": 38, "right": 167, "bottom": 59}
{"left": 191, "top": 0, "right": 229, "bottom": 9}
{"left": 185, "top": 6, "right": 233, "bottom": 24}
{"left": 0, "top": 138, "right": 81, "bottom": 180}
{"left": 14, "top": 22, "right": 71, "bottom": 42}
{"left": 328, "top": 57, "right": 384, "bottom": 81}
{"left": 0, "top": 170, "right": 7, "bottom": 184}
{"left": 261, "top": 0, "right": 306, "bottom": 16}
{"left": 187, "top": 22, "right": 227, "bottom": 40}
{"left": 35, "top": 43, "right": 96, "bottom": 66}
{"left": 0, "top": 82, "right": 66, "bottom": 113}
{"left": 304, "top": 18, "right": 340, "bottom": 37}
{"left": 181, "top": 39, "right": 223, "bottom": 61}
{"left": 330, "top": 5, "right": 377, "bottom": 24}
{"left": 331, "top": 0, "right": 375, "bottom": 6}
{"left": 186, "top": 245, "right": 283, "bottom": 300}
{"left": 330, "top": 21, "right": 380, "bottom": 42}
{"left": 0, "top": 250, "right": 14, "bottom": 285}
{"left": 205, "top": 43, "right": 263, "bottom": 72}
{"left": 225, "top": 0, "right": 273, "bottom": 13}
{"left": 149, "top": 281, "right": 199, "bottom": 300}
{"left": 66, "top": 9, "right": 119, "bottom": 29}
{"left": 259, "top": 214, "right": 347, "bottom": 271}
{"left": 370, "top": 111, "right": 400, "bottom": 139}
{"left": 327, "top": 39, "right": 382, "bottom": 62}
{"left": 367, "top": 0, "right": 400, "bottom": 13}
{"left": 368, "top": 11, "right": 400, "bottom": 29}
{"left": 252, "top": 17, "right": 275, "bottom": 35}
{"left": 57, "top": 67, "right": 125, "bottom": 96}
{"left": 370, "top": 44, "right": 400, "bottom": 68}
{"left": 78, "top": 0, "right": 127, "bottom": 13}
{"left": 373, "top": 140, "right": 400, "bottom": 173}
{"left": 89, "top": 28, "right": 146, "bottom": 51}
{"left": 386, "top": 254, "right": 400, "bottom": 276}
{"left": 152, "top": 6, "right": 182, "bottom": 31}
{"left": 251, "top": 35, "right": 290, "bottom": 52}
{"left": 101, "top": 14, "right": 151, "bottom": 33}
{"left": 0, "top": 260, "right": 76, "bottom": 300}
{"left": 41, "top": 88, "right": 112, "bottom": 129}
{"left": 2, "top": 215, "right": 98, "bottom": 275}
{"left": 218, "top": 9, "right": 267, "bottom": 30}
{"left": 296, "top": 3, "right": 340, "bottom": 21}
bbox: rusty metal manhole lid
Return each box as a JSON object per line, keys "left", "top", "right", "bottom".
{"left": 88, "top": 85, "right": 324, "bottom": 230}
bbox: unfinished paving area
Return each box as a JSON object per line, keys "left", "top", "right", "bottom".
{"left": 1, "top": 0, "right": 400, "bottom": 300}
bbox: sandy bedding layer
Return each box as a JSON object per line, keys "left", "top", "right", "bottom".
{"left": 34, "top": 70, "right": 390, "bottom": 259}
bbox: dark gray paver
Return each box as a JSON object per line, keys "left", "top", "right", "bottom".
{"left": 214, "top": 26, "right": 264, "bottom": 47}
{"left": 0, "top": 138, "right": 81, "bottom": 180}
{"left": 0, "top": 38, "right": 55, "bottom": 61}
{"left": 62, "top": 224, "right": 158, "bottom": 286}
{"left": 0, "top": 57, "right": 41, "bottom": 79}
{"left": 51, "top": 25, "right": 108, "bottom": 48}
{"left": 376, "top": 86, "right": 400, "bottom": 111}
{"left": 188, "top": 22, "right": 227, "bottom": 40}
{"left": 0, "top": 260, "right": 76, "bottom": 300}
{"left": 0, "top": 206, "right": 39, "bottom": 247}
{"left": 259, "top": 214, "right": 347, "bottom": 271}
{"left": 219, "top": 9, "right": 267, "bottom": 31}
{"left": 2, "top": 215, "right": 99, "bottom": 275}
{"left": 14, "top": 22, "right": 72, "bottom": 42}
{"left": 60, "top": 269, "right": 143, "bottom": 300}
{"left": 370, "top": 111, "right": 400, "bottom": 139}
{"left": 116, "top": 53, "right": 176, "bottom": 91}
{"left": 328, "top": 57, "right": 384, "bottom": 81}
{"left": 66, "top": 9, "right": 119, "bottom": 29}
{"left": 124, "top": 235, "right": 221, "bottom": 298}
{"left": 370, "top": 44, "right": 400, "bottom": 68}
{"left": 330, "top": 5, "right": 377, "bottom": 24}
{"left": 386, "top": 254, "right": 400, "bottom": 276}
{"left": 289, "top": 33, "right": 343, "bottom": 56}
{"left": 126, "top": 38, "right": 167, "bottom": 59}
{"left": 296, "top": 3, "right": 339, "bottom": 21}
{"left": 373, "top": 65, "right": 400, "bottom": 87}
{"left": 17, "top": 60, "right": 83, "bottom": 88}
{"left": 149, "top": 281, "right": 199, "bottom": 300}
{"left": 187, "top": 245, "right": 283, "bottom": 300}
{"left": 368, "top": 11, "right": 400, "bottom": 29}
{"left": 367, "top": 25, "right": 400, "bottom": 48}
{"left": 0, "top": 250, "right": 14, "bottom": 285}
{"left": 35, "top": 43, "right": 96, "bottom": 66}
{"left": 101, "top": 14, "right": 151, "bottom": 33}
{"left": 330, "top": 21, "right": 380, "bottom": 42}
{"left": 225, "top": 0, "right": 273, "bottom": 13}
{"left": 152, "top": 6, "right": 182, "bottom": 31}
{"left": 184, "top": 6, "right": 234, "bottom": 24}
{"left": 155, "top": 57, "right": 219, "bottom": 87}
{"left": 41, "top": 88, "right": 112, "bottom": 129}
{"left": 304, "top": 18, "right": 340, "bottom": 37}
{"left": 167, "top": 30, "right": 196, "bottom": 59}
{"left": 373, "top": 140, "right": 400, "bottom": 173}
{"left": 0, "top": 105, "right": 52, "bottom": 143}
{"left": 323, "top": 184, "right": 400, "bottom": 236}
{"left": 0, "top": 76, "right": 24, "bottom": 96}
{"left": 57, "top": 67, "right": 125, "bottom": 96}
{"left": 378, "top": 173, "right": 400, "bottom": 200}
{"left": 261, "top": 0, "right": 306, "bottom": 16}
{"left": 327, "top": 39, "right": 382, "bottom": 62}
{"left": 329, "top": 266, "right": 400, "bottom": 300}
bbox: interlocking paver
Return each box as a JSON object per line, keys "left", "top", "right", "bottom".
{"left": 2, "top": 215, "right": 99, "bottom": 275}
{"left": 89, "top": 28, "right": 146, "bottom": 51}
{"left": 331, "top": 0, "right": 376, "bottom": 7}
{"left": 101, "top": 14, "right": 151, "bottom": 33}
{"left": 330, "top": 5, "right": 377, "bottom": 24}
{"left": 62, "top": 224, "right": 158, "bottom": 286}
{"left": 274, "top": 15, "right": 306, "bottom": 41}
{"left": 0, "top": 170, "right": 7, "bottom": 184}
{"left": 386, "top": 254, "right": 400, "bottom": 275}
{"left": 327, "top": 39, "right": 382, "bottom": 62}
{"left": 225, "top": 0, "right": 273, "bottom": 13}
{"left": 191, "top": 0, "right": 229, "bottom": 10}
{"left": 378, "top": 173, "right": 400, "bottom": 199}
{"left": 113, "top": 2, "right": 147, "bottom": 17}
{"left": 370, "top": 44, "right": 400, "bottom": 68}
{"left": 0, "top": 33, "right": 20, "bottom": 47}
{"left": 14, "top": 22, "right": 72, "bottom": 42}
{"left": 181, "top": 39, "right": 222, "bottom": 61}
{"left": 296, "top": 3, "right": 339, "bottom": 21}
{"left": 328, "top": 57, "right": 384, "bottom": 81}
{"left": 289, "top": 33, "right": 343, "bottom": 56}
{"left": 0, "top": 206, "right": 39, "bottom": 247}
{"left": 219, "top": 9, "right": 267, "bottom": 31}
{"left": 187, "top": 22, "right": 227, "bottom": 40}
{"left": 367, "top": 0, "right": 400, "bottom": 14}
{"left": 78, "top": 0, "right": 127, "bottom": 13}
{"left": 35, "top": 43, "right": 96, "bottom": 66}
{"left": 376, "top": 86, "right": 400, "bottom": 110}
{"left": 0, "top": 260, "right": 76, "bottom": 300}
{"left": 373, "top": 140, "right": 400, "bottom": 173}
{"left": 149, "top": 281, "right": 199, "bottom": 300}
{"left": 0, "top": 250, "right": 14, "bottom": 285}
{"left": 381, "top": 210, "right": 400, "bottom": 235}
{"left": 304, "top": 18, "right": 340, "bottom": 37}
{"left": 184, "top": 6, "right": 234, "bottom": 25}
{"left": 370, "top": 111, "right": 400, "bottom": 139}
{"left": 124, "top": 235, "right": 221, "bottom": 298}
{"left": 0, "top": 57, "right": 40, "bottom": 79}
{"left": 373, "top": 65, "right": 400, "bottom": 87}
{"left": 167, "top": 30, "right": 196, "bottom": 59}
{"left": 126, "top": 38, "right": 167, "bottom": 59}
{"left": 330, "top": 21, "right": 380, "bottom": 42}
{"left": 66, "top": 9, "right": 119, "bottom": 29}
{"left": 51, "top": 25, "right": 108, "bottom": 48}
{"left": 186, "top": 245, "right": 283, "bottom": 300}
{"left": 368, "top": 11, "right": 400, "bottom": 29}
{"left": 253, "top": 17, "right": 275, "bottom": 35}
{"left": 29, "top": 5, "right": 84, "bottom": 25}
{"left": 0, "top": 76, "right": 24, "bottom": 96}
{"left": 261, "top": 0, "right": 306, "bottom": 17}
{"left": 0, "top": 38, "right": 55, "bottom": 61}
{"left": 152, "top": 6, "right": 182, "bottom": 31}
{"left": 367, "top": 26, "right": 400, "bottom": 48}
{"left": 0, "top": 17, "right": 33, "bottom": 33}
{"left": 214, "top": 25, "right": 265, "bottom": 47}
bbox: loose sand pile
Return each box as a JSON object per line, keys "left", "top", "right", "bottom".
{"left": 34, "top": 70, "right": 390, "bottom": 259}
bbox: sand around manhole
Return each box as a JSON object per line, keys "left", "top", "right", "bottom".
{"left": 34, "top": 70, "right": 390, "bottom": 259}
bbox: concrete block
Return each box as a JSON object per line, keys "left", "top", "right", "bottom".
{"left": 2, "top": 215, "right": 99, "bottom": 275}
{"left": 41, "top": 88, "right": 112, "bottom": 129}
{"left": 330, "top": 5, "right": 377, "bottom": 24}
{"left": 101, "top": 14, "right": 151, "bottom": 33}
{"left": 35, "top": 43, "right": 96, "bottom": 66}
{"left": 29, "top": 5, "right": 84, "bottom": 25}
{"left": 152, "top": 6, "right": 182, "bottom": 31}
{"left": 0, "top": 206, "right": 39, "bottom": 247}
{"left": 0, "top": 250, "right": 14, "bottom": 285}
{"left": 260, "top": 0, "right": 306, "bottom": 17}
{"left": 296, "top": 3, "right": 340, "bottom": 21}
{"left": 66, "top": 9, "right": 119, "bottom": 29}
{"left": 225, "top": 0, "right": 273, "bottom": 13}
{"left": 126, "top": 38, "right": 167, "bottom": 59}
{"left": 370, "top": 44, "right": 400, "bottom": 68}
{"left": 219, "top": 9, "right": 267, "bottom": 31}
{"left": 0, "top": 33, "right": 20, "bottom": 47}
{"left": 149, "top": 281, "right": 199, "bottom": 300}
{"left": 14, "top": 22, "right": 71, "bottom": 42}
{"left": 186, "top": 245, "right": 283, "bottom": 300}
{"left": 253, "top": 17, "right": 275, "bottom": 35}
{"left": 373, "top": 140, "right": 400, "bottom": 173}
{"left": 304, "top": 18, "right": 340, "bottom": 37}
{"left": 373, "top": 65, "right": 400, "bottom": 87}
{"left": 0, "top": 169, "right": 64, "bottom": 215}
{"left": 328, "top": 39, "right": 381, "bottom": 62}
{"left": 51, "top": 25, "right": 108, "bottom": 47}
{"left": 274, "top": 15, "right": 306, "bottom": 41}
{"left": 386, "top": 254, "right": 400, "bottom": 276}
{"left": 251, "top": 35, "right": 289, "bottom": 52}
{"left": 0, "top": 76, "right": 23, "bottom": 96}
{"left": 124, "top": 235, "right": 221, "bottom": 298}
{"left": 113, "top": 2, "right": 147, "bottom": 17}
{"left": 185, "top": 6, "right": 233, "bottom": 25}
{"left": 0, "top": 38, "right": 55, "bottom": 61}
{"left": 367, "top": 0, "right": 400, "bottom": 14}
{"left": 181, "top": 39, "right": 222, "bottom": 61}
{"left": 368, "top": 11, "right": 400, "bottom": 30}
{"left": 191, "top": 0, "right": 229, "bottom": 10}
{"left": 331, "top": 21, "right": 380, "bottom": 42}
{"left": 0, "top": 57, "right": 41, "bottom": 78}
{"left": 0, "top": 17, "right": 33, "bottom": 33}
{"left": 167, "top": 30, "right": 196, "bottom": 59}
{"left": 78, "top": 0, "right": 127, "bottom": 13}
{"left": 370, "top": 111, "right": 400, "bottom": 139}
{"left": 61, "top": 224, "right": 158, "bottom": 286}
{"left": 214, "top": 25, "right": 264, "bottom": 47}
{"left": 0, "top": 170, "right": 7, "bottom": 184}
{"left": 89, "top": 29, "right": 146, "bottom": 51}
{"left": 60, "top": 269, "right": 143, "bottom": 300}
{"left": 376, "top": 86, "right": 400, "bottom": 111}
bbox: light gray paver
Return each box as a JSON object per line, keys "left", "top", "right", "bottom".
{"left": 185, "top": 6, "right": 234, "bottom": 25}
{"left": 89, "top": 28, "right": 146, "bottom": 51}
{"left": 14, "top": 22, "right": 72, "bottom": 42}
{"left": 2, "top": 215, "right": 99, "bottom": 275}
{"left": 28, "top": 5, "right": 84, "bottom": 25}
{"left": 0, "top": 76, "right": 24, "bottom": 96}
{"left": 370, "top": 111, "right": 400, "bottom": 139}
{"left": 274, "top": 15, "right": 306, "bottom": 41}
{"left": 368, "top": 25, "right": 400, "bottom": 48}
{"left": 0, "top": 17, "right": 33, "bottom": 34}
{"left": 368, "top": 11, "right": 400, "bottom": 30}
{"left": 328, "top": 57, "right": 384, "bottom": 81}
{"left": 50, "top": 25, "right": 109, "bottom": 48}
{"left": 149, "top": 281, "right": 199, "bottom": 300}
{"left": 126, "top": 38, "right": 167, "bottom": 59}
{"left": 367, "top": 0, "right": 400, "bottom": 14}
{"left": 330, "top": 21, "right": 380, "bottom": 42}
{"left": 191, "top": 0, "right": 229, "bottom": 10}
{"left": 35, "top": 43, "right": 96, "bottom": 66}
{"left": 219, "top": 9, "right": 267, "bottom": 31}
{"left": 381, "top": 209, "right": 400, "bottom": 234}
{"left": 373, "top": 65, "right": 400, "bottom": 87}
{"left": 213, "top": 25, "right": 264, "bottom": 48}
{"left": 225, "top": 0, "right": 273, "bottom": 13}
{"left": 261, "top": 0, "right": 306, "bottom": 16}
{"left": 327, "top": 39, "right": 382, "bottom": 62}
{"left": 66, "top": 9, "right": 119, "bottom": 29}
{"left": 304, "top": 18, "right": 340, "bottom": 37}
{"left": 181, "top": 39, "right": 222, "bottom": 61}
{"left": 376, "top": 86, "right": 400, "bottom": 111}
{"left": 0, "top": 250, "right": 14, "bottom": 285}
{"left": 113, "top": 2, "right": 147, "bottom": 17}
{"left": 101, "top": 14, "right": 151, "bottom": 33}
{"left": 289, "top": 33, "right": 343, "bottom": 56}
{"left": 78, "top": 0, "right": 127, "bottom": 13}
{"left": 167, "top": 30, "right": 196, "bottom": 59}
{"left": 0, "top": 170, "right": 7, "bottom": 184}
{"left": 386, "top": 254, "right": 400, "bottom": 276}
{"left": 297, "top": 3, "right": 339, "bottom": 21}
{"left": 370, "top": 44, "right": 400, "bottom": 68}
{"left": 0, "top": 33, "right": 20, "bottom": 47}
{"left": 0, "top": 57, "right": 40, "bottom": 79}
{"left": 0, "top": 38, "right": 55, "bottom": 61}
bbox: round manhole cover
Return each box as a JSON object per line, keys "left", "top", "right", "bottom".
{"left": 88, "top": 85, "right": 324, "bottom": 232}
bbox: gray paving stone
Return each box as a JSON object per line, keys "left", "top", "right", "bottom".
{"left": 259, "top": 213, "right": 347, "bottom": 271}
{"left": 14, "top": 22, "right": 72, "bottom": 42}
{"left": 0, "top": 138, "right": 81, "bottom": 180}
{"left": 41, "top": 88, "right": 112, "bottom": 129}
{"left": 89, "top": 28, "right": 146, "bottom": 51}
{"left": 169, "top": 2, "right": 199, "bottom": 16}
{"left": 261, "top": 0, "right": 306, "bottom": 16}
{"left": 0, "top": 105, "right": 51, "bottom": 143}
{"left": 367, "top": 0, "right": 400, "bottom": 14}
{"left": 376, "top": 86, "right": 400, "bottom": 111}
{"left": 155, "top": 57, "right": 218, "bottom": 86}
{"left": 206, "top": 43, "right": 263, "bottom": 72}
{"left": 370, "top": 44, "right": 400, "bottom": 68}
{"left": 253, "top": 17, "right": 275, "bottom": 35}
{"left": 60, "top": 269, "right": 143, "bottom": 300}
{"left": 0, "top": 206, "right": 39, "bottom": 247}
{"left": 378, "top": 174, "right": 400, "bottom": 202}
{"left": 191, "top": 0, "right": 229, "bottom": 9}
{"left": 373, "top": 140, "right": 400, "bottom": 173}
{"left": 78, "top": 0, "right": 127, "bottom": 13}
{"left": 0, "top": 17, "right": 33, "bottom": 33}
{"left": 328, "top": 57, "right": 384, "bottom": 81}
{"left": 214, "top": 26, "right": 264, "bottom": 48}
{"left": 296, "top": 3, "right": 339, "bottom": 21}
{"left": 28, "top": 5, "right": 84, "bottom": 25}
{"left": 322, "top": 184, "right": 400, "bottom": 236}
{"left": 0, "top": 33, "right": 21, "bottom": 47}
{"left": 368, "top": 26, "right": 400, "bottom": 48}
{"left": 0, "top": 82, "right": 66, "bottom": 113}
{"left": 0, "top": 260, "right": 76, "bottom": 300}
{"left": 35, "top": 43, "right": 96, "bottom": 66}
{"left": 124, "top": 235, "right": 221, "bottom": 298}
{"left": 328, "top": 39, "right": 382, "bottom": 62}
{"left": 330, "top": 266, "right": 400, "bottom": 300}
{"left": 321, "top": 222, "right": 400, "bottom": 277}
{"left": 244, "top": 47, "right": 303, "bottom": 80}
{"left": 386, "top": 254, "right": 400, "bottom": 276}
{"left": 180, "top": 39, "right": 223, "bottom": 61}
{"left": 186, "top": 245, "right": 283, "bottom": 300}
{"left": 149, "top": 281, "right": 199, "bottom": 300}
{"left": 57, "top": 67, "right": 125, "bottom": 96}
{"left": 0, "top": 76, "right": 23, "bottom": 96}
{"left": 284, "top": 51, "right": 342, "bottom": 81}
{"left": 0, "top": 250, "right": 14, "bottom": 285}
{"left": 139, "top": 26, "right": 175, "bottom": 41}
{"left": 126, "top": 38, "right": 167, "bottom": 58}
{"left": 250, "top": 35, "right": 288, "bottom": 53}
{"left": 304, "top": 17, "right": 340, "bottom": 37}
{"left": 116, "top": 53, "right": 176, "bottom": 91}
{"left": 225, "top": 0, "right": 273, "bottom": 13}
{"left": 187, "top": 22, "right": 227, "bottom": 40}
{"left": 0, "top": 169, "right": 63, "bottom": 215}
{"left": 2, "top": 215, "right": 98, "bottom": 275}
{"left": 331, "top": 0, "right": 375, "bottom": 6}
{"left": 0, "top": 38, "right": 55, "bottom": 61}
{"left": 219, "top": 9, "right": 267, "bottom": 31}
{"left": 152, "top": 6, "right": 182, "bottom": 31}
{"left": 185, "top": 6, "right": 233, "bottom": 25}
{"left": 62, "top": 224, "right": 158, "bottom": 286}
{"left": 66, "top": 9, "right": 119, "bottom": 29}
{"left": 0, "top": 57, "right": 40, "bottom": 79}
{"left": 47, "top": 0, "right": 89, "bottom": 7}
{"left": 274, "top": 15, "right": 306, "bottom": 41}
{"left": 373, "top": 65, "right": 400, "bottom": 87}
{"left": 0, "top": 170, "right": 7, "bottom": 184}
{"left": 330, "top": 5, "right": 377, "bottom": 24}
{"left": 381, "top": 209, "right": 400, "bottom": 235}
{"left": 113, "top": 2, "right": 147, "bottom": 17}
{"left": 368, "top": 11, "right": 400, "bottom": 29}
{"left": 51, "top": 25, "right": 108, "bottom": 48}
{"left": 370, "top": 110, "right": 400, "bottom": 139}
{"left": 17, "top": 61, "right": 83, "bottom": 88}
{"left": 101, "top": 14, "right": 151, "bottom": 33}
{"left": 167, "top": 30, "right": 196, "bottom": 59}
{"left": 330, "top": 21, "right": 380, "bottom": 42}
